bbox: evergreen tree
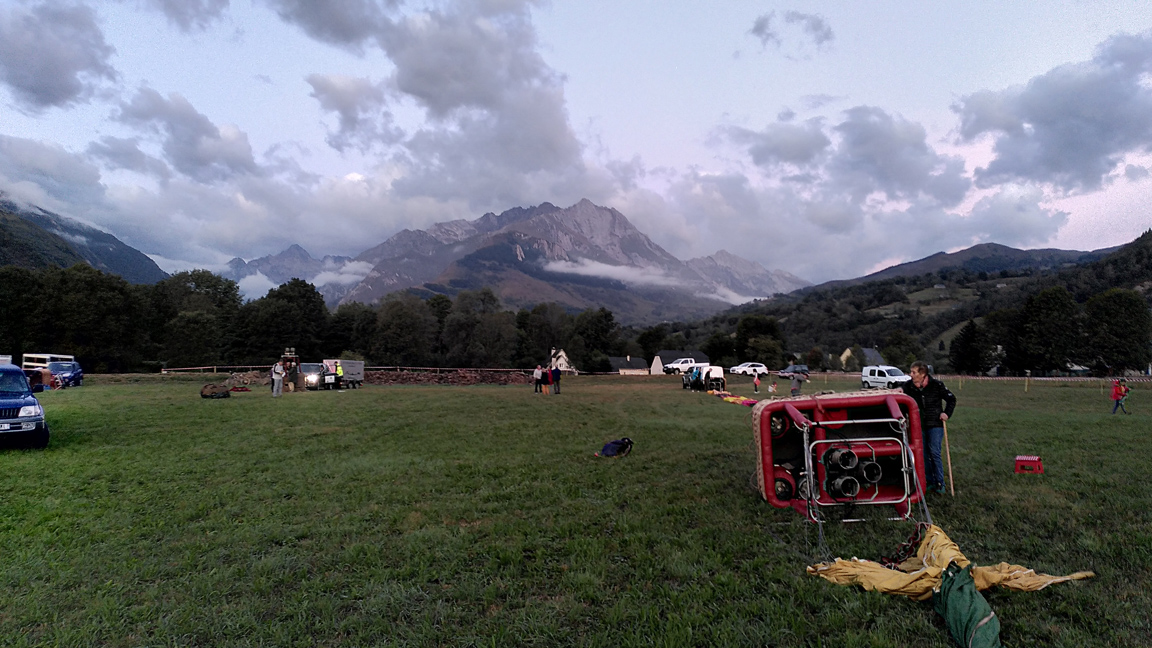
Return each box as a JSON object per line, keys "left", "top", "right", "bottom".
{"left": 374, "top": 293, "right": 438, "bottom": 366}
{"left": 1084, "top": 288, "right": 1152, "bottom": 373}
{"left": 701, "top": 332, "right": 736, "bottom": 368}
{"left": 1018, "top": 287, "right": 1083, "bottom": 374}
{"left": 949, "top": 319, "right": 992, "bottom": 375}
{"left": 230, "top": 278, "right": 329, "bottom": 363}
{"left": 880, "top": 330, "right": 921, "bottom": 371}
{"left": 735, "top": 315, "right": 784, "bottom": 363}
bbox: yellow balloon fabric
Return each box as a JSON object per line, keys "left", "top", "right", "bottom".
{"left": 807, "top": 525, "right": 1093, "bottom": 601}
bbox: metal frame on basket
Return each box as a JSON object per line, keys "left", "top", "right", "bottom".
{"left": 779, "top": 398, "right": 931, "bottom": 525}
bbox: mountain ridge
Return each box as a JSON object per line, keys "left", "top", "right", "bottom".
{"left": 0, "top": 195, "right": 168, "bottom": 284}
{"left": 338, "top": 199, "right": 810, "bottom": 323}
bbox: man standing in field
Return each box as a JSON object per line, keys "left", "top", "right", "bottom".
{"left": 901, "top": 361, "right": 956, "bottom": 494}
{"left": 533, "top": 365, "right": 543, "bottom": 393}
{"left": 272, "top": 360, "right": 285, "bottom": 398}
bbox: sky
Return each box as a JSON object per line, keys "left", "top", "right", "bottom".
{"left": 3, "top": 0, "right": 1152, "bottom": 289}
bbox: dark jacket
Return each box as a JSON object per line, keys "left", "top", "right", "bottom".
{"left": 901, "top": 376, "right": 956, "bottom": 430}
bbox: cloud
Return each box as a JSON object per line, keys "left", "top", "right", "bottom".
{"left": 311, "top": 259, "right": 374, "bottom": 286}
{"left": 829, "top": 106, "right": 971, "bottom": 206}
{"left": 306, "top": 73, "right": 403, "bottom": 152}
{"left": 117, "top": 87, "right": 259, "bottom": 182}
{"left": 955, "top": 30, "right": 1152, "bottom": 192}
{"left": 723, "top": 118, "right": 830, "bottom": 168}
{"left": 377, "top": 4, "right": 586, "bottom": 207}
{"left": 749, "top": 13, "right": 780, "bottom": 48}
{"left": 0, "top": 1, "right": 117, "bottom": 112}
{"left": 275, "top": 1, "right": 590, "bottom": 209}
{"left": 783, "top": 11, "right": 833, "bottom": 47}
{"left": 543, "top": 258, "right": 682, "bottom": 288}
{"left": 87, "top": 136, "right": 172, "bottom": 180}
{"left": 961, "top": 186, "right": 1068, "bottom": 246}
{"left": 0, "top": 135, "right": 105, "bottom": 209}
{"left": 748, "top": 10, "right": 833, "bottom": 54}
{"left": 141, "top": 0, "right": 230, "bottom": 31}
{"left": 237, "top": 271, "right": 278, "bottom": 300}
{"left": 263, "top": 0, "right": 392, "bottom": 52}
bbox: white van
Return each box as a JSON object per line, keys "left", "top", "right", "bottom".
{"left": 861, "top": 365, "right": 912, "bottom": 389}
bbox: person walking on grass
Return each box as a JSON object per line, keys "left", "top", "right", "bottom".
{"left": 272, "top": 360, "right": 285, "bottom": 398}
{"left": 1112, "top": 378, "right": 1131, "bottom": 414}
{"left": 533, "top": 365, "right": 543, "bottom": 393}
{"left": 900, "top": 361, "right": 956, "bottom": 495}
{"left": 789, "top": 370, "right": 807, "bottom": 397}
{"left": 754, "top": 373, "right": 761, "bottom": 394}
{"left": 551, "top": 366, "right": 561, "bottom": 394}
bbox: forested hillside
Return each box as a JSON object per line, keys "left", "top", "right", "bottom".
{"left": 631, "top": 230, "right": 1152, "bottom": 375}
{"left": 0, "top": 209, "right": 88, "bottom": 270}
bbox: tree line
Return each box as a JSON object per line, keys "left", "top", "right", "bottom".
{"left": 949, "top": 286, "right": 1151, "bottom": 376}
{"left": 0, "top": 265, "right": 630, "bottom": 373}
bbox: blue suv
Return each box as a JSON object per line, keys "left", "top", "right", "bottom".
{"left": 48, "top": 361, "right": 83, "bottom": 387}
{"left": 0, "top": 364, "right": 49, "bottom": 449}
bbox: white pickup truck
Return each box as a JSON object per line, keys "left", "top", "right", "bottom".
{"left": 663, "top": 357, "right": 699, "bottom": 374}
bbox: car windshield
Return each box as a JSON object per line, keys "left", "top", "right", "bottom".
{"left": 48, "top": 362, "right": 74, "bottom": 371}
{"left": 0, "top": 373, "right": 30, "bottom": 394}
{"left": 300, "top": 363, "right": 325, "bottom": 373}
{"left": 886, "top": 368, "right": 905, "bottom": 376}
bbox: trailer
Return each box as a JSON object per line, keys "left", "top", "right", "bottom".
{"left": 322, "top": 359, "right": 364, "bottom": 389}
{"left": 21, "top": 353, "right": 75, "bottom": 370}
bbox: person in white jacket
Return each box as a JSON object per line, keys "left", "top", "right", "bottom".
{"left": 272, "top": 360, "right": 285, "bottom": 398}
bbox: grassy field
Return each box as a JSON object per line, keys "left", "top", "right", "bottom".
{"left": 1, "top": 373, "right": 1148, "bottom": 647}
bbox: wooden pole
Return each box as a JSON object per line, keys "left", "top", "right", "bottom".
{"left": 943, "top": 420, "right": 955, "bottom": 497}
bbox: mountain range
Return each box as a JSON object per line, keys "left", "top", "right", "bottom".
{"left": 223, "top": 199, "right": 810, "bottom": 323}
{"left": 811, "top": 241, "right": 1118, "bottom": 290}
{"left": 0, "top": 195, "right": 168, "bottom": 284}
{"left": 0, "top": 193, "right": 1126, "bottom": 326}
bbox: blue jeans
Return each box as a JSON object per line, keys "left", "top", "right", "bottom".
{"left": 1113, "top": 399, "right": 1127, "bottom": 414}
{"left": 924, "top": 426, "right": 945, "bottom": 488}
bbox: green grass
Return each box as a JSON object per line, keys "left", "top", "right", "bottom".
{"left": 1, "top": 374, "right": 1148, "bottom": 647}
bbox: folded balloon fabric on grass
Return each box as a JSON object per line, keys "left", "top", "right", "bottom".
{"left": 808, "top": 524, "right": 1095, "bottom": 648}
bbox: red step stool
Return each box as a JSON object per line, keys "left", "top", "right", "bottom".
{"left": 1015, "top": 455, "right": 1044, "bottom": 474}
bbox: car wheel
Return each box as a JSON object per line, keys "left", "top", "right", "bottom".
{"left": 888, "top": 382, "right": 896, "bottom": 389}
{"left": 862, "top": 381, "right": 869, "bottom": 389}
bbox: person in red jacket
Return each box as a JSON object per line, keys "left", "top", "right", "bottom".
{"left": 1111, "top": 378, "right": 1130, "bottom": 414}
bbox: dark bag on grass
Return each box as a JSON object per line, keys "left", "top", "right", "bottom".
{"left": 200, "top": 384, "right": 231, "bottom": 399}
{"left": 596, "top": 438, "right": 633, "bottom": 458}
